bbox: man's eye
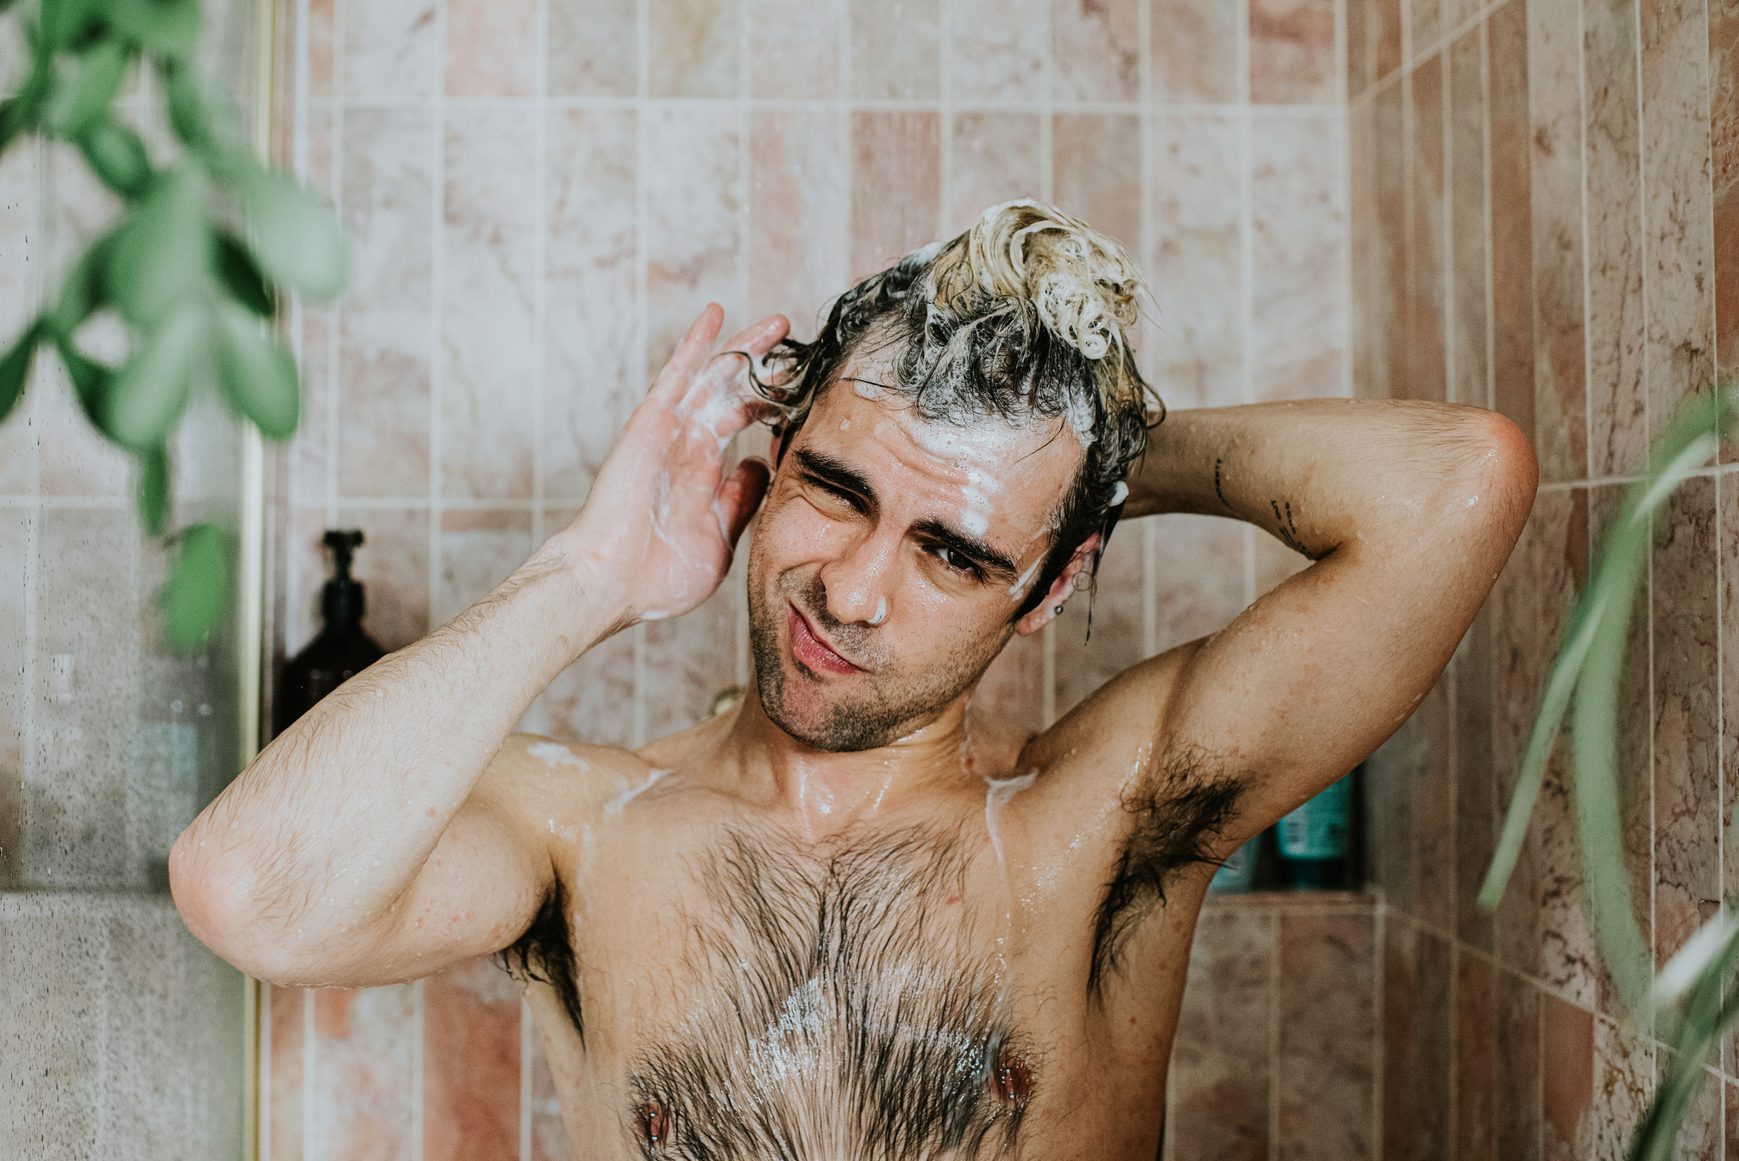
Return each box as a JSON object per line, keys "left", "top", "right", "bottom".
{"left": 808, "top": 479, "right": 863, "bottom": 511}
{"left": 932, "top": 545, "right": 983, "bottom": 579}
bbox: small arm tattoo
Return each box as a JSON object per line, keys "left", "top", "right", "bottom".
{"left": 1268, "top": 498, "right": 1325, "bottom": 560}
{"left": 1213, "top": 457, "right": 1230, "bottom": 510}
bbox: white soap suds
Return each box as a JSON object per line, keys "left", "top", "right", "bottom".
{"left": 604, "top": 767, "right": 672, "bottom": 816}
{"left": 868, "top": 595, "right": 887, "bottom": 626}
{"left": 529, "top": 741, "right": 588, "bottom": 770}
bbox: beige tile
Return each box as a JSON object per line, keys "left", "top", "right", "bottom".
{"left": 1642, "top": 0, "right": 1717, "bottom": 472}
{"left": 268, "top": 986, "right": 306, "bottom": 1161}
{"left": 848, "top": 0, "right": 939, "bottom": 100}
{"left": 1713, "top": 2, "right": 1739, "bottom": 464}
{"left": 1374, "top": 81, "right": 1408, "bottom": 401}
{"left": 948, "top": 0, "right": 1047, "bottom": 102}
{"left": 337, "top": 107, "right": 435, "bottom": 500}
{"left": 1168, "top": 910, "right": 1273, "bottom": 1159}
{"left": 1345, "top": 0, "right": 1373, "bottom": 98}
{"left": 1583, "top": 0, "right": 1647, "bottom": 478}
{"left": 1052, "top": 0, "right": 1140, "bottom": 103}
{"left": 1349, "top": 98, "right": 1382, "bottom": 399}
{"left": 1376, "top": 0, "right": 1403, "bottom": 80}
{"left": 643, "top": 552, "right": 744, "bottom": 739}
{"left": 1589, "top": 1016, "right": 1654, "bottom": 1158}
{"left": 446, "top": 0, "right": 538, "bottom": 96}
{"left": 1051, "top": 112, "right": 1142, "bottom": 250}
{"left": 1053, "top": 517, "right": 1146, "bottom": 717}
{"left": 549, "top": 0, "right": 639, "bottom": 97}
{"left": 336, "top": 506, "right": 431, "bottom": 650}
{"left": 1452, "top": 605, "right": 1495, "bottom": 951}
{"left": 0, "top": 508, "right": 25, "bottom": 888}
{"left": 1151, "top": 0, "right": 1240, "bottom": 103}
{"left": 945, "top": 112, "right": 1044, "bottom": 236}
{"left": 1250, "top": 111, "right": 1346, "bottom": 401}
{"left": 644, "top": 107, "right": 743, "bottom": 381}
{"left": 1651, "top": 475, "right": 1719, "bottom": 968}
{"left": 1380, "top": 917, "right": 1451, "bottom": 1158}
{"left": 341, "top": 0, "right": 439, "bottom": 98}
{"left": 1724, "top": 470, "right": 1739, "bottom": 1069}
{"left": 1150, "top": 513, "right": 1247, "bottom": 651}
{"left": 749, "top": 0, "right": 840, "bottom": 98}
{"left": 424, "top": 956, "right": 522, "bottom": 1159}
{"left": 544, "top": 108, "right": 640, "bottom": 504}
{"left": 1275, "top": 911, "right": 1375, "bottom": 1159}
{"left": 1407, "top": 56, "right": 1448, "bottom": 403}
{"left": 848, "top": 111, "right": 942, "bottom": 280}
{"left": 1413, "top": 0, "right": 1443, "bottom": 58}
{"left": 1585, "top": 484, "right": 1653, "bottom": 1021}
{"left": 749, "top": 110, "right": 850, "bottom": 326}
{"left": 1528, "top": 0, "right": 1590, "bottom": 483}
{"left": 1495, "top": 972, "right": 1542, "bottom": 1159}
{"left": 1147, "top": 112, "right": 1245, "bottom": 411}
{"left": 1448, "top": 27, "right": 1489, "bottom": 411}
{"left": 1452, "top": 949, "right": 1497, "bottom": 1161}
{"left": 1539, "top": 991, "right": 1593, "bottom": 1157}
{"left": 308, "top": 985, "right": 419, "bottom": 1156}
{"left": 1489, "top": 0, "right": 1536, "bottom": 443}
{"left": 433, "top": 509, "right": 536, "bottom": 626}
{"left": 649, "top": 0, "right": 739, "bottom": 97}
{"left": 441, "top": 109, "right": 540, "bottom": 502}
{"left": 521, "top": 618, "right": 640, "bottom": 748}
{"left": 1249, "top": 0, "right": 1337, "bottom": 104}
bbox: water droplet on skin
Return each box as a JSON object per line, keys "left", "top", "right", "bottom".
{"left": 868, "top": 595, "right": 887, "bottom": 625}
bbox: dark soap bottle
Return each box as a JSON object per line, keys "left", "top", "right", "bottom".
{"left": 274, "top": 530, "right": 385, "bottom": 736}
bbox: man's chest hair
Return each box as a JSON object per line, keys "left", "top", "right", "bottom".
{"left": 500, "top": 752, "right": 1247, "bottom": 1159}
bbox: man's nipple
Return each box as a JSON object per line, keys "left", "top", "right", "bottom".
{"left": 991, "top": 1047, "right": 1033, "bottom": 1106}
{"left": 637, "top": 1100, "right": 671, "bottom": 1148}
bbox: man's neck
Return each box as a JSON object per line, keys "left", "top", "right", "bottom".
{"left": 708, "top": 678, "right": 987, "bottom": 835}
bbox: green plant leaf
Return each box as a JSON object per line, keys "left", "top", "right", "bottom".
{"left": 160, "top": 59, "right": 246, "bottom": 173}
{"left": 42, "top": 38, "right": 129, "bottom": 138}
{"left": 105, "top": 0, "right": 200, "bottom": 61}
{"left": 212, "top": 299, "right": 298, "bottom": 439}
{"left": 105, "top": 164, "right": 209, "bottom": 328}
{"left": 97, "top": 301, "right": 206, "bottom": 452}
{"left": 0, "top": 322, "right": 39, "bottom": 423}
{"left": 159, "top": 522, "right": 228, "bottom": 650}
{"left": 39, "top": 0, "right": 104, "bottom": 51}
{"left": 74, "top": 113, "right": 152, "bottom": 196}
{"left": 45, "top": 231, "right": 116, "bottom": 340}
{"left": 213, "top": 231, "right": 275, "bottom": 317}
{"left": 137, "top": 444, "right": 169, "bottom": 536}
{"left": 51, "top": 330, "right": 112, "bottom": 424}
{"left": 237, "top": 165, "right": 347, "bottom": 302}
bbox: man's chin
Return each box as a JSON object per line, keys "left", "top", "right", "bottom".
{"left": 754, "top": 663, "right": 907, "bottom": 753}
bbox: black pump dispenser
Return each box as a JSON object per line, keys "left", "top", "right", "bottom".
{"left": 321, "top": 529, "right": 366, "bottom": 625}
{"left": 274, "top": 529, "right": 387, "bottom": 736}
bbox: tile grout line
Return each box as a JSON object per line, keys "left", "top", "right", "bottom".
{"left": 1239, "top": 0, "right": 1256, "bottom": 608}
{"left": 292, "top": 92, "right": 1355, "bottom": 116}
{"left": 1440, "top": 30, "right": 1460, "bottom": 1159}
{"left": 418, "top": 0, "right": 451, "bottom": 1148}
{"left": 632, "top": 0, "right": 650, "bottom": 750}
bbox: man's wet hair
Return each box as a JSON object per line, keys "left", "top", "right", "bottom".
{"left": 747, "top": 199, "right": 1167, "bottom": 623}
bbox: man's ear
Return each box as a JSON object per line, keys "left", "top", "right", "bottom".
{"left": 1013, "top": 532, "right": 1102, "bottom": 636}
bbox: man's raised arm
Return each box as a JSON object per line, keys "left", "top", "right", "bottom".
{"left": 168, "top": 304, "right": 788, "bottom": 983}
{"left": 1116, "top": 397, "right": 1537, "bottom": 848}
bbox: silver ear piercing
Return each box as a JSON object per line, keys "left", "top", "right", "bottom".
{"left": 1053, "top": 605, "right": 1063, "bottom": 615}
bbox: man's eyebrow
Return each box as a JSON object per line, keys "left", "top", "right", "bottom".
{"left": 912, "top": 517, "right": 1022, "bottom": 582}
{"left": 792, "top": 448, "right": 878, "bottom": 504}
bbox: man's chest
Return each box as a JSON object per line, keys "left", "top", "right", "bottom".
{"left": 512, "top": 802, "right": 1201, "bottom": 1159}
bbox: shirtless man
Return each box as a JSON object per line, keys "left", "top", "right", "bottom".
{"left": 169, "top": 200, "right": 1537, "bottom": 1160}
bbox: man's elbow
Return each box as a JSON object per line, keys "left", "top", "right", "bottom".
{"left": 1435, "top": 410, "right": 1539, "bottom": 534}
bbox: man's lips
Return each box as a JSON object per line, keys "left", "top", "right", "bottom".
{"left": 788, "top": 602, "right": 863, "bottom": 675}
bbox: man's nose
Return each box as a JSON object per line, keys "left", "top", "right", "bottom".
{"left": 819, "top": 530, "right": 896, "bottom": 626}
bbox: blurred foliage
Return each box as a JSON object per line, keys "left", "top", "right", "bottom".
{"left": 1478, "top": 382, "right": 1739, "bottom": 1160}
{"left": 0, "top": 0, "right": 347, "bottom": 648}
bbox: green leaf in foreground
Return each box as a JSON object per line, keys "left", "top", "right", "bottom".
{"left": 75, "top": 114, "right": 152, "bottom": 197}
{"left": 160, "top": 522, "right": 229, "bottom": 650}
{"left": 213, "top": 231, "right": 276, "bottom": 317}
{"left": 212, "top": 299, "right": 298, "bottom": 438}
{"left": 137, "top": 445, "right": 169, "bottom": 537}
{"left": 237, "top": 164, "right": 348, "bottom": 302}
{"left": 106, "top": 165, "right": 210, "bottom": 328}
{"left": 0, "top": 322, "right": 39, "bottom": 423}
{"left": 105, "top": 0, "right": 201, "bottom": 61}
{"left": 42, "top": 38, "right": 129, "bottom": 138}
{"left": 98, "top": 302, "right": 206, "bottom": 452}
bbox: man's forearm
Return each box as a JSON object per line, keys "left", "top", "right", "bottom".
{"left": 1123, "top": 398, "right": 1514, "bottom": 555}
{"left": 169, "top": 532, "right": 625, "bottom": 935}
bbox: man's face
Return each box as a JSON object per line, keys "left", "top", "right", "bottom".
{"left": 744, "top": 352, "right": 1086, "bottom": 752}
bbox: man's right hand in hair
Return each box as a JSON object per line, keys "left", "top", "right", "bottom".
{"left": 552, "top": 304, "right": 790, "bottom": 628}
{"left": 166, "top": 304, "right": 787, "bottom": 986}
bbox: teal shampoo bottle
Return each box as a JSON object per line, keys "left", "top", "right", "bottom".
{"left": 1276, "top": 764, "right": 1360, "bottom": 889}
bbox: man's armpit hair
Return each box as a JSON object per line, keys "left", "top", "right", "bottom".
{"left": 1085, "top": 740, "right": 1247, "bottom": 999}
{"left": 496, "top": 872, "right": 585, "bottom": 1046}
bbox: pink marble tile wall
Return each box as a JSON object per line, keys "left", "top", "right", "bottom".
{"left": 1350, "top": 0, "right": 1739, "bottom": 1154}
{"left": 262, "top": 0, "right": 1351, "bottom": 1154}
